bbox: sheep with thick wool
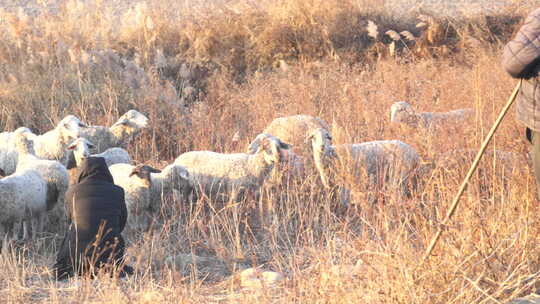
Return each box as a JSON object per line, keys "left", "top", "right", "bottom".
{"left": 175, "top": 135, "right": 290, "bottom": 202}
{"left": 108, "top": 163, "right": 191, "bottom": 231}
{"left": 390, "top": 101, "right": 473, "bottom": 130}
{"left": 65, "top": 137, "right": 132, "bottom": 184}
{"left": 0, "top": 127, "right": 35, "bottom": 175}
{"left": 31, "top": 115, "right": 88, "bottom": 166}
{"left": 245, "top": 133, "right": 304, "bottom": 186}
{"left": 248, "top": 114, "right": 330, "bottom": 156}
{"left": 307, "top": 128, "right": 420, "bottom": 205}
{"left": 13, "top": 132, "right": 69, "bottom": 232}
{"left": 79, "top": 110, "right": 149, "bottom": 153}
{"left": 0, "top": 167, "right": 47, "bottom": 243}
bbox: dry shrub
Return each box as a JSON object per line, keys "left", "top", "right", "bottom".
{"left": 0, "top": 1, "right": 540, "bottom": 303}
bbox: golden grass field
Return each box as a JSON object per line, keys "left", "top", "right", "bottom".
{"left": 0, "top": 0, "right": 539, "bottom": 302}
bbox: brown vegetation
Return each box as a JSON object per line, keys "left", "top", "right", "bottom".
{"left": 0, "top": 0, "right": 539, "bottom": 302}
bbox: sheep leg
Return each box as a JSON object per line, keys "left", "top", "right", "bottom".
{"left": 22, "top": 219, "right": 31, "bottom": 240}
{"left": 30, "top": 217, "right": 38, "bottom": 240}
{"left": 0, "top": 225, "right": 9, "bottom": 254}
{"left": 35, "top": 212, "right": 45, "bottom": 238}
{"left": 12, "top": 220, "right": 22, "bottom": 241}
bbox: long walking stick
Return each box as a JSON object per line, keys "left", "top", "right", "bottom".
{"left": 421, "top": 79, "right": 523, "bottom": 263}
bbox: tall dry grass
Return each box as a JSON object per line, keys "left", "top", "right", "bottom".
{"left": 0, "top": 0, "right": 539, "bottom": 303}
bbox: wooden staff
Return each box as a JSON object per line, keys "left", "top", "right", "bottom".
{"left": 421, "top": 79, "right": 523, "bottom": 263}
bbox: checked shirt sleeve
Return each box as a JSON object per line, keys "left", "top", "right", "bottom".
{"left": 502, "top": 8, "right": 540, "bottom": 78}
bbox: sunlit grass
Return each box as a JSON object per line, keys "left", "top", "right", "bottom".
{"left": 0, "top": 0, "right": 538, "bottom": 303}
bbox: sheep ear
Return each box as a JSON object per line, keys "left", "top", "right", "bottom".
{"left": 129, "top": 166, "right": 142, "bottom": 178}
{"left": 63, "top": 120, "right": 80, "bottom": 132}
{"left": 148, "top": 166, "right": 162, "bottom": 174}
{"left": 246, "top": 138, "right": 260, "bottom": 154}
{"left": 278, "top": 140, "right": 292, "bottom": 150}
{"left": 264, "top": 139, "right": 281, "bottom": 163}
{"left": 114, "top": 118, "right": 129, "bottom": 126}
{"left": 65, "top": 151, "right": 77, "bottom": 170}
{"left": 259, "top": 137, "right": 270, "bottom": 151}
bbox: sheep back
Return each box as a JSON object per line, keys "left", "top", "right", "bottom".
{"left": 0, "top": 169, "right": 47, "bottom": 230}
{"left": 95, "top": 148, "right": 132, "bottom": 166}
{"left": 79, "top": 126, "right": 118, "bottom": 154}
{"left": 17, "top": 156, "right": 69, "bottom": 211}
{"left": 261, "top": 115, "right": 329, "bottom": 154}
{"left": 175, "top": 151, "right": 273, "bottom": 201}
{"left": 334, "top": 140, "right": 420, "bottom": 196}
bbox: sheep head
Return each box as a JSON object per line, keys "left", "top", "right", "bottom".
{"left": 157, "top": 164, "right": 190, "bottom": 192}
{"left": 255, "top": 134, "right": 292, "bottom": 166}
{"left": 246, "top": 133, "right": 266, "bottom": 154}
{"left": 306, "top": 128, "right": 334, "bottom": 188}
{"left": 13, "top": 127, "right": 36, "bottom": 142}
{"left": 12, "top": 132, "right": 35, "bottom": 155}
{"left": 66, "top": 138, "right": 96, "bottom": 169}
{"left": 14, "top": 127, "right": 33, "bottom": 134}
{"left": 129, "top": 164, "right": 162, "bottom": 187}
{"left": 247, "top": 133, "right": 280, "bottom": 154}
{"left": 57, "top": 115, "right": 88, "bottom": 143}
{"left": 112, "top": 110, "right": 149, "bottom": 129}
{"left": 306, "top": 128, "right": 332, "bottom": 154}
{"left": 390, "top": 101, "right": 416, "bottom": 123}
{"left": 110, "top": 110, "right": 149, "bottom": 144}
{"left": 249, "top": 133, "right": 291, "bottom": 159}
{"left": 250, "top": 133, "right": 302, "bottom": 183}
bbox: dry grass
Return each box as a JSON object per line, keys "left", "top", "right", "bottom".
{"left": 0, "top": 0, "right": 539, "bottom": 303}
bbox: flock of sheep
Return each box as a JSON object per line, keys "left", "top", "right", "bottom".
{"left": 0, "top": 100, "right": 525, "bottom": 247}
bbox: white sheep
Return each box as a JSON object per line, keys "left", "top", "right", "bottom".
{"left": 175, "top": 135, "right": 289, "bottom": 202}
{"left": 13, "top": 132, "right": 69, "bottom": 228}
{"left": 0, "top": 127, "right": 36, "bottom": 175}
{"left": 65, "top": 137, "right": 130, "bottom": 166}
{"left": 22, "top": 115, "right": 86, "bottom": 169}
{"left": 307, "top": 128, "right": 420, "bottom": 204}
{"left": 108, "top": 163, "right": 191, "bottom": 231}
{"left": 248, "top": 114, "right": 330, "bottom": 156}
{"left": 245, "top": 133, "right": 304, "bottom": 186}
{"left": 79, "top": 110, "right": 149, "bottom": 153}
{"left": 0, "top": 168, "right": 47, "bottom": 243}
{"left": 31, "top": 115, "right": 88, "bottom": 166}
{"left": 390, "top": 101, "right": 474, "bottom": 130}
{"left": 65, "top": 137, "right": 132, "bottom": 184}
